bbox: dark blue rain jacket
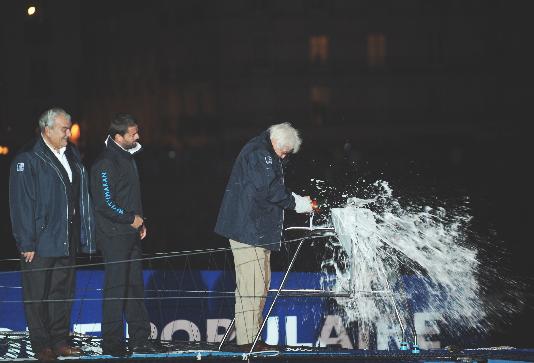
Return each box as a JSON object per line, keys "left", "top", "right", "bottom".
{"left": 215, "top": 131, "right": 296, "bottom": 250}
{"left": 9, "top": 137, "right": 96, "bottom": 257}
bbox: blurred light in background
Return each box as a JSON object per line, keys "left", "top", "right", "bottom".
{"left": 27, "top": 6, "right": 36, "bottom": 16}
{"left": 0, "top": 146, "right": 9, "bottom": 156}
{"left": 70, "top": 123, "right": 80, "bottom": 144}
{"left": 367, "top": 33, "right": 386, "bottom": 67}
{"left": 309, "top": 35, "right": 329, "bottom": 64}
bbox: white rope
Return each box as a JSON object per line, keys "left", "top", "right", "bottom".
{"left": 0, "top": 234, "right": 331, "bottom": 304}
{"left": 0, "top": 235, "right": 325, "bottom": 276}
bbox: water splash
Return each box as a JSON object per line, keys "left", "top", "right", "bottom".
{"left": 316, "top": 179, "right": 522, "bottom": 347}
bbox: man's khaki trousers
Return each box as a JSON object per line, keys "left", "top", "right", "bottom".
{"left": 229, "top": 239, "right": 271, "bottom": 345}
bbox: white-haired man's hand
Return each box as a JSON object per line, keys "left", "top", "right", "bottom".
{"left": 292, "top": 192, "right": 313, "bottom": 213}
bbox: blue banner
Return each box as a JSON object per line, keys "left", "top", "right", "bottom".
{"left": 0, "top": 270, "right": 483, "bottom": 349}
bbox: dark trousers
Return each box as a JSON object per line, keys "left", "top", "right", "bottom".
{"left": 21, "top": 253, "right": 76, "bottom": 353}
{"left": 100, "top": 233, "right": 150, "bottom": 348}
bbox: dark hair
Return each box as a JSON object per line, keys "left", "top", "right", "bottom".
{"left": 108, "top": 113, "right": 137, "bottom": 138}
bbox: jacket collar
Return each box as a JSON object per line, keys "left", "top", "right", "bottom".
{"left": 261, "top": 130, "right": 290, "bottom": 166}
{"left": 40, "top": 134, "right": 67, "bottom": 157}
{"left": 262, "top": 130, "right": 285, "bottom": 161}
{"left": 105, "top": 135, "right": 142, "bottom": 157}
{"left": 34, "top": 136, "right": 78, "bottom": 163}
{"left": 261, "top": 131, "right": 276, "bottom": 155}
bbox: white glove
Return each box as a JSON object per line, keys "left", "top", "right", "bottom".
{"left": 292, "top": 192, "right": 313, "bottom": 214}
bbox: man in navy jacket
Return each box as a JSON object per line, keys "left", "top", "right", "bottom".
{"left": 9, "top": 107, "right": 95, "bottom": 362}
{"left": 215, "top": 122, "right": 313, "bottom": 350}
{"left": 90, "top": 114, "right": 155, "bottom": 357}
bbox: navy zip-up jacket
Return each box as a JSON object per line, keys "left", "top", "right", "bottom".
{"left": 9, "top": 137, "right": 96, "bottom": 257}
{"left": 215, "top": 131, "right": 296, "bottom": 251}
{"left": 90, "top": 136, "right": 143, "bottom": 241}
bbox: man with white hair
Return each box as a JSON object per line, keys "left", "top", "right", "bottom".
{"left": 215, "top": 122, "right": 312, "bottom": 351}
{"left": 9, "top": 107, "right": 95, "bottom": 361}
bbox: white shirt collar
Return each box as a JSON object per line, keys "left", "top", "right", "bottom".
{"left": 42, "top": 134, "right": 66, "bottom": 156}
{"left": 41, "top": 134, "right": 72, "bottom": 182}
{"left": 105, "top": 135, "right": 142, "bottom": 154}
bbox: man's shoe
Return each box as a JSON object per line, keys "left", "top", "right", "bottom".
{"left": 54, "top": 344, "right": 83, "bottom": 357}
{"left": 130, "top": 340, "right": 161, "bottom": 354}
{"left": 102, "top": 344, "right": 129, "bottom": 357}
{"left": 36, "top": 347, "right": 58, "bottom": 362}
{"left": 238, "top": 341, "right": 278, "bottom": 352}
{"left": 253, "top": 341, "right": 279, "bottom": 351}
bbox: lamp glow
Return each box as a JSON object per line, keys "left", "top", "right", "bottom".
{"left": 70, "top": 123, "right": 80, "bottom": 144}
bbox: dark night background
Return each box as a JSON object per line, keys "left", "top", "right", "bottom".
{"left": 0, "top": 0, "right": 532, "bottom": 348}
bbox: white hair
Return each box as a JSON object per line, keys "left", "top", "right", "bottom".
{"left": 268, "top": 122, "right": 302, "bottom": 153}
{"left": 38, "top": 107, "right": 71, "bottom": 132}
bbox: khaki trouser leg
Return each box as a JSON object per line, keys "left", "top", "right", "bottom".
{"left": 230, "top": 239, "right": 271, "bottom": 345}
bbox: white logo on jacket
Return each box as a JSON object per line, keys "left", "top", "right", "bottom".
{"left": 265, "top": 156, "right": 272, "bottom": 164}
{"left": 16, "top": 163, "right": 24, "bottom": 172}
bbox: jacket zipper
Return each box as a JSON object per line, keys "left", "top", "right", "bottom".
{"left": 35, "top": 151, "right": 70, "bottom": 254}
{"left": 77, "top": 163, "right": 92, "bottom": 252}
{"left": 279, "top": 157, "right": 284, "bottom": 249}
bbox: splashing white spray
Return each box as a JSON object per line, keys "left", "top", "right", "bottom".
{"left": 319, "top": 180, "right": 491, "bottom": 346}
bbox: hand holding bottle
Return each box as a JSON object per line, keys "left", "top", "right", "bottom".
{"left": 292, "top": 192, "right": 313, "bottom": 213}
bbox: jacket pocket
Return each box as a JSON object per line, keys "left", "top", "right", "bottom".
{"left": 111, "top": 223, "right": 138, "bottom": 235}
{"left": 36, "top": 215, "right": 48, "bottom": 239}
{"left": 252, "top": 206, "right": 272, "bottom": 234}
